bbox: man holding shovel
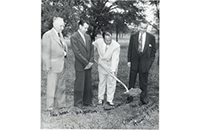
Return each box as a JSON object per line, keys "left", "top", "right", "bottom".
{"left": 93, "top": 31, "right": 120, "bottom": 106}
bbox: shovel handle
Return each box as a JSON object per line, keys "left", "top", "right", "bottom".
{"left": 94, "top": 59, "right": 129, "bottom": 92}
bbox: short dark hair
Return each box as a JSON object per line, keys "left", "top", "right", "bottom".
{"left": 78, "top": 19, "right": 88, "bottom": 26}
{"left": 102, "top": 31, "right": 112, "bottom": 39}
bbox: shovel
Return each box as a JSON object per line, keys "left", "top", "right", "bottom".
{"left": 94, "top": 59, "right": 141, "bottom": 96}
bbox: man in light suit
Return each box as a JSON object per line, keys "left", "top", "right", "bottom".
{"left": 93, "top": 32, "right": 120, "bottom": 106}
{"left": 42, "top": 17, "right": 68, "bottom": 113}
{"left": 70, "top": 20, "right": 95, "bottom": 109}
{"left": 127, "top": 20, "right": 156, "bottom": 104}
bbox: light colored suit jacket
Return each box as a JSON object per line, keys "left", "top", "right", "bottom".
{"left": 93, "top": 38, "right": 120, "bottom": 74}
{"left": 42, "top": 28, "right": 68, "bottom": 73}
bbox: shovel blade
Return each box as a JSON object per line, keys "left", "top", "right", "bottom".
{"left": 122, "top": 88, "right": 142, "bottom": 96}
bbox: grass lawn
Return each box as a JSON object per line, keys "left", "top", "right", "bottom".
{"left": 41, "top": 34, "right": 159, "bottom": 129}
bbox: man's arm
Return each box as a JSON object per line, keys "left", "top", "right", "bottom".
{"left": 60, "top": 33, "right": 68, "bottom": 57}
{"left": 150, "top": 35, "right": 156, "bottom": 59}
{"left": 111, "top": 46, "right": 120, "bottom": 74}
{"left": 70, "top": 36, "right": 89, "bottom": 67}
{"left": 89, "top": 36, "right": 94, "bottom": 63}
{"left": 149, "top": 35, "right": 157, "bottom": 68}
{"left": 127, "top": 35, "right": 133, "bottom": 67}
{"left": 92, "top": 41, "right": 97, "bottom": 52}
{"left": 84, "top": 35, "right": 94, "bottom": 69}
{"left": 42, "top": 32, "right": 51, "bottom": 71}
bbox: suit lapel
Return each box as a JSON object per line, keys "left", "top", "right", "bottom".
{"left": 51, "top": 29, "right": 63, "bottom": 47}
{"left": 77, "top": 32, "right": 87, "bottom": 50}
{"left": 134, "top": 32, "right": 140, "bottom": 54}
{"left": 85, "top": 34, "right": 90, "bottom": 52}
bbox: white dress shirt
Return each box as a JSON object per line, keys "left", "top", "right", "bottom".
{"left": 78, "top": 30, "right": 86, "bottom": 44}
{"left": 139, "top": 32, "right": 146, "bottom": 52}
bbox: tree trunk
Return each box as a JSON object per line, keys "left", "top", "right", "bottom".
{"left": 116, "top": 26, "right": 118, "bottom": 42}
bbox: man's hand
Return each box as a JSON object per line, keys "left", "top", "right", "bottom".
{"left": 109, "top": 70, "right": 116, "bottom": 76}
{"left": 112, "top": 71, "right": 116, "bottom": 76}
{"left": 64, "top": 51, "right": 67, "bottom": 56}
{"left": 45, "top": 68, "right": 51, "bottom": 74}
{"left": 127, "top": 62, "right": 131, "bottom": 67}
{"left": 84, "top": 62, "right": 93, "bottom": 70}
{"left": 64, "top": 51, "right": 68, "bottom": 58}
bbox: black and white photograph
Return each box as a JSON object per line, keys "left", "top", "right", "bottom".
{"left": 41, "top": 0, "right": 159, "bottom": 129}
{"left": 3, "top": 0, "right": 200, "bottom": 130}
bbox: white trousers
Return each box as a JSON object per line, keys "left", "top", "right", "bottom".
{"left": 98, "top": 72, "right": 116, "bottom": 102}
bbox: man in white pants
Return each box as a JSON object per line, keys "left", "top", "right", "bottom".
{"left": 93, "top": 31, "right": 120, "bottom": 106}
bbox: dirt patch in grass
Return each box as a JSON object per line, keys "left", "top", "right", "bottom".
{"left": 41, "top": 43, "right": 159, "bottom": 129}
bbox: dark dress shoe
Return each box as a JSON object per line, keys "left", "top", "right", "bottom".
{"left": 91, "top": 102, "right": 97, "bottom": 107}
{"left": 74, "top": 104, "right": 85, "bottom": 109}
{"left": 140, "top": 98, "right": 149, "bottom": 105}
{"left": 85, "top": 102, "right": 97, "bottom": 107}
{"left": 126, "top": 96, "right": 133, "bottom": 104}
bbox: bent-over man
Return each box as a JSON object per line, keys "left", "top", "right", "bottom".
{"left": 93, "top": 31, "right": 120, "bottom": 106}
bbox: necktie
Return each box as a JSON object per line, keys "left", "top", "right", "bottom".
{"left": 138, "top": 33, "right": 143, "bottom": 53}
{"left": 105, "top": 45, "right": 108, "bottom": 53}
{"left": 58, "top": 33, "right": 67, "bottom": 57}
{"left": 58, "top": 33, "right": 63, "bottom": 47}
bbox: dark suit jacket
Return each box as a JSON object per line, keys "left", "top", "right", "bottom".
{"left": 127, "top": 32, "right": 156, "bottom": 73}
{"left": 70, "top": 31, "right": 94, "bottom": 71}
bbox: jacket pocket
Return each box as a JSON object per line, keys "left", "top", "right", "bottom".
{"left": 51, "top": 59, "right": 64, "bottom": 73}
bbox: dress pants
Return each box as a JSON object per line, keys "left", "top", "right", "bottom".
{"left": 74, "top": 69, "right": 92, "bottom": 106}
{"left": 129, "top": 63, "right": 148, "bottom": 102}
{"left": 98, "top": 73, "right": 116, "bottom": 102}
{"left": 46, "top": 70, "right": 66, "bottom": 110}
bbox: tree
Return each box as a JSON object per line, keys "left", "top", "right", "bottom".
{"left": 113, "top": 0, "right": 144, "bottom": 40}
{"left": 85, "top": 0, "right": 143, "bottom": 41}
{"left": 115, "top": 0, "right": 142, "bottom": 24}
{"left": 78, "top": 0, "right": 116, "bottom": 41}
{"left": 41, "top": 0, "right": 144, "bottom": 41}
{"left": 41, "top": 0, "right": 80, "bottom": 37}
{"left": 112, "top": 13, "right": 129, "bottom": 41}
{"left": 149, "top": 0, "right": 160, "bottom": 66}
{"left": 149, "top": 0, "right": 159, "bottom": 31}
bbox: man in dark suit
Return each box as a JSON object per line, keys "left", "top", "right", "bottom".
{"left": 127, "top": 20, "right": 156, "bottom": 104}
{"left": 70, "top": 20, "right": 95, "bottom": 109}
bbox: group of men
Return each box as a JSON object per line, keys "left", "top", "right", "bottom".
{"left": 42, "top": 17, "right": 156, "bottom": 114}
